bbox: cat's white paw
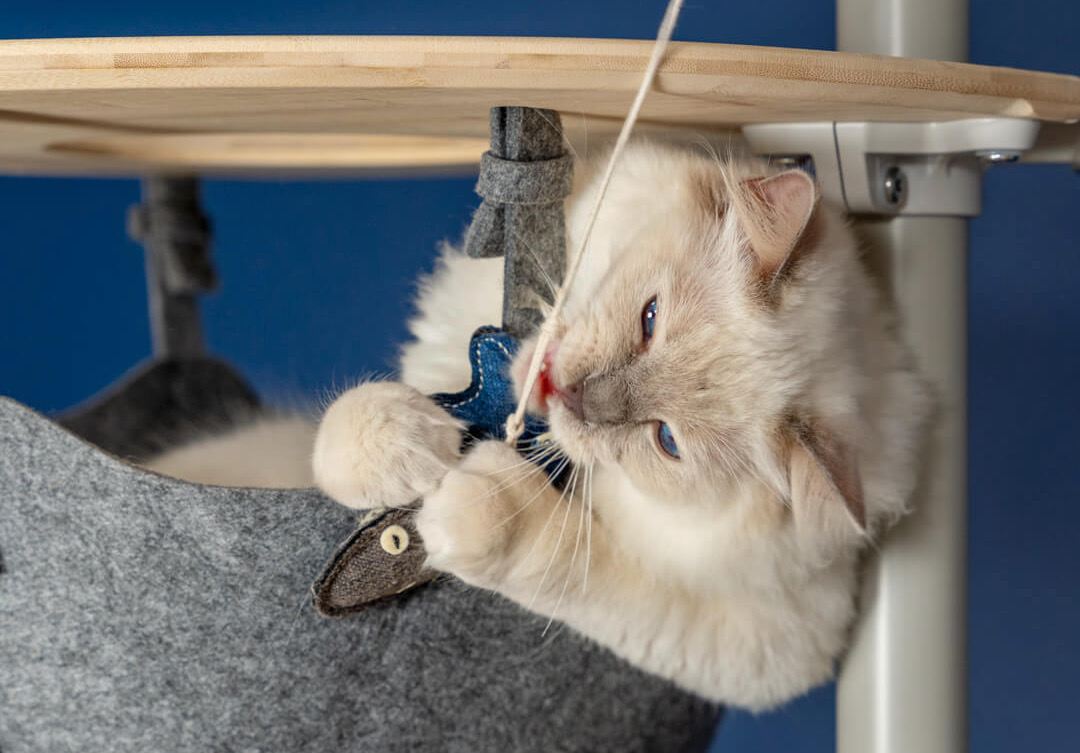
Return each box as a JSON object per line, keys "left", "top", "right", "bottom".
{"left": 417, "top": 440, "right": 525, "bottom": 585}
{"left": 313, "top": 382, "right": 462, "bottom": 509}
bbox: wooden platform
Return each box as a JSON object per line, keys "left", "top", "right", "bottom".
{"left": 0, "top": 36, "right": 1077, "bottom": 177}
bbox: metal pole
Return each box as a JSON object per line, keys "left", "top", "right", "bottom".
{"left": 836, "top": 2, "right": 969, "bottom": 753}
{"left": 128, "top": 176, "right": 215, "bottom": 359}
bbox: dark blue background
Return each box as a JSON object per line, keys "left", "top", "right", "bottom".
{"left": 1, "top": 2, "right": 1076, "bottom": 751}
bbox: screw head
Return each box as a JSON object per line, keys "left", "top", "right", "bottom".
{"left": 772, "top": 155, "right": 814, "bottom": 175}
{"left": 882, "top": 166, "right": 908, "bottom": 207}
{"left": 978, "top": 150, "right": 1021, "bottom": 165}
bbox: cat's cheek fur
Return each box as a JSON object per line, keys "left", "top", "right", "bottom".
{"left": 399, "top": 246, "right": 505, "bottom": 394}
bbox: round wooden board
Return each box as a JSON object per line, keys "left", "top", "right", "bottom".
{"left": 0, "top": 36, "right": 1077, "bottom": 177}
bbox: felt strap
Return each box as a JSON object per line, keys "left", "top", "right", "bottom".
{"left": 476, "top": 151, "right": 575, "bottom": 205}
{"left": 464, "top": 107, "right": 571, "bottom": 339}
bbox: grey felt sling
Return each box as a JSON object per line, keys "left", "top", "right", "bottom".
{"left": 0, "top": 397, "right": 718, "bottom": 751}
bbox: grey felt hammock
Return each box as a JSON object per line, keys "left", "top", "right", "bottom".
{"left": 0, "top": 108, "right": 720, "bottom": 751}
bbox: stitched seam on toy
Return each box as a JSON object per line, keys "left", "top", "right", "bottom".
{"left": 489, "top": 339, "right": 514, "bottom": 363}
{"left": 453, "top": 334, "right": 514, "bottom": 410}
{"left": 450, "top": 339, "right": 486, "bottom": 409}
{"left": 432, "top": 332, "right": 514, "bottom": 412}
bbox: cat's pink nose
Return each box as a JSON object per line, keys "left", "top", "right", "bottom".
{"left": 560, "top": 380, "right": 585, "bottom": 420}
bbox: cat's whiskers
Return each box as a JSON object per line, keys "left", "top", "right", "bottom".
{"left": 510, "top": 230, "right": 561, "bottom": 300}
{"left": 416, "top": 448, "right": 565, "bottom": 522}
{"left": 519, "top": 463, "right": 579, "bottom": 575}
{"left": 482, "top": 442, "right": 560, "bottom": 478}
{"left": 706, "top": 428, "right": 754, "bottom": 481}
{"left": 713, "top": 440, "right": 743, "bottom": 480}
{"left": 542, "top": 460, "right": 591, "bottom": 636}
{"left": 489, "top": 456, "right": 571, "bottom": 533}
{"left": 522, "top": 440, "right": 565, "bottom": 465}
{"left": 529, "top": 464, "right": 581, "bottom": 612}
{"left": 463, "top": 454, "right": 557, "bottom": 505}
{"left": 583, "top": 462, "right": 595, "bottom": 596}
{"left": 478, "top": 443, "right": 559, "bottom": 488}
{"left": 479, "top": 447, "right": 565, "bottom": 499}
{"left": 531, "top": 108, "right": 580, "bottom": 164}
{"left": 692, "top": 135, "right": 722, "bottom": 167}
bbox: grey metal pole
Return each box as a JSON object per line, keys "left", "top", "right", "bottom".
{"left": 837, "top": 0, "right": 967, "bottom": 61}
{"left": 128, "top": 176, "right": 215, "bottom": 359}
{"left": 836, "top": 2, "right": 969, "bottom": 753}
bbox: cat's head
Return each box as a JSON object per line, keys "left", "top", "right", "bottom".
{"left": 513, "top": 142, "right": 871, "bottom": 560}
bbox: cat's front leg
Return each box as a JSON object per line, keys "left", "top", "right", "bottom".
{"left": 418, "top": 440, "right": 581, "bottom": 594}
{"left": 313, "top": 382, "right": 462, "bottom": 510}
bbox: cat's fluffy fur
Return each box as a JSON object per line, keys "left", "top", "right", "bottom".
{"left": 144, "top": 416, "right": 317, "bottom": 488}
{"left": 155, "top": 140, "right": 929, "bottom": 710}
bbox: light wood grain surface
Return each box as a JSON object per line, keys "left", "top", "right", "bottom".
{"left": 0, "top": 36, "right": 1076, "bottom": 176}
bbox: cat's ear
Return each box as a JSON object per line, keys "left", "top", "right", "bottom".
{"left": 787, "top": 417, "right": 866, "bottom": 560}
{"left": 734, "top": 170, "right": 820, "bottom": 292}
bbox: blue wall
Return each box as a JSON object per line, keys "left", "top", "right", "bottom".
{"left": 1, "top": 2, "right": 1076, "bottom": 751}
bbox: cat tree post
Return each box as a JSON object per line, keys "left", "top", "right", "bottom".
{"left": 127, "top": 176, "right": 215, "bottom": 358}
{"left": 836, "top": 1, "right": 969, "bottom": 752}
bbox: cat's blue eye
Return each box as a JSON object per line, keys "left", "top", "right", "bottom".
{"left": 642, "top": 296, "right": 658, "bottom": 344}
{"left": 657, "top": 421, "right": 680, "bottom": 459}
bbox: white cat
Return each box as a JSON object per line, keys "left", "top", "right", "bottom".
{"left": 144, "top": 140, "right": 927, "bottom": 709}
{"left": 310, "top": 141, "right": 931, "bottom": 710}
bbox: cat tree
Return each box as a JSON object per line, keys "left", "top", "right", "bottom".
{"left": 1, "top": 2, "right": 1078, "bottom": 750}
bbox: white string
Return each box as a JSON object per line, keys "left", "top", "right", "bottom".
{"left": 505, "top": 0, "right": 685, "bottom": 443}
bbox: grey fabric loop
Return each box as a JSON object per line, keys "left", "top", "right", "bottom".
{"left": 475, "top": 151, "right": 574, "bottom": 205}
{"left": 462, "top": 201, "right": 505, "bottom": 258}
{"left": 461, "top": 106, "right": 569, "bottom": 338}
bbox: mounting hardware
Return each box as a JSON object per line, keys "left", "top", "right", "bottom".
{"left": 882, "top": 166, "right": 908, "bottom": 207}
{"left": 977, "top": 150, "right": 1022, "bottom": 164}
{"left": 741, "top": 123, "right": 847, "bottom": 209}
{"left": 770, "top": 155, "right": 816, "bottom": 177}
{"left": 743, "top": 118, "right": 1041, "bottom": 216}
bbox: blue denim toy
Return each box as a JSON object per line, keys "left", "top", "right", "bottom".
{"left": 431, "top": 326, "right": 560, "bottom": 476}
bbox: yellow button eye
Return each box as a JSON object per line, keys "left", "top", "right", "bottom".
{"left": 380, "top": 525, "right": 409, "bottom": 555}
